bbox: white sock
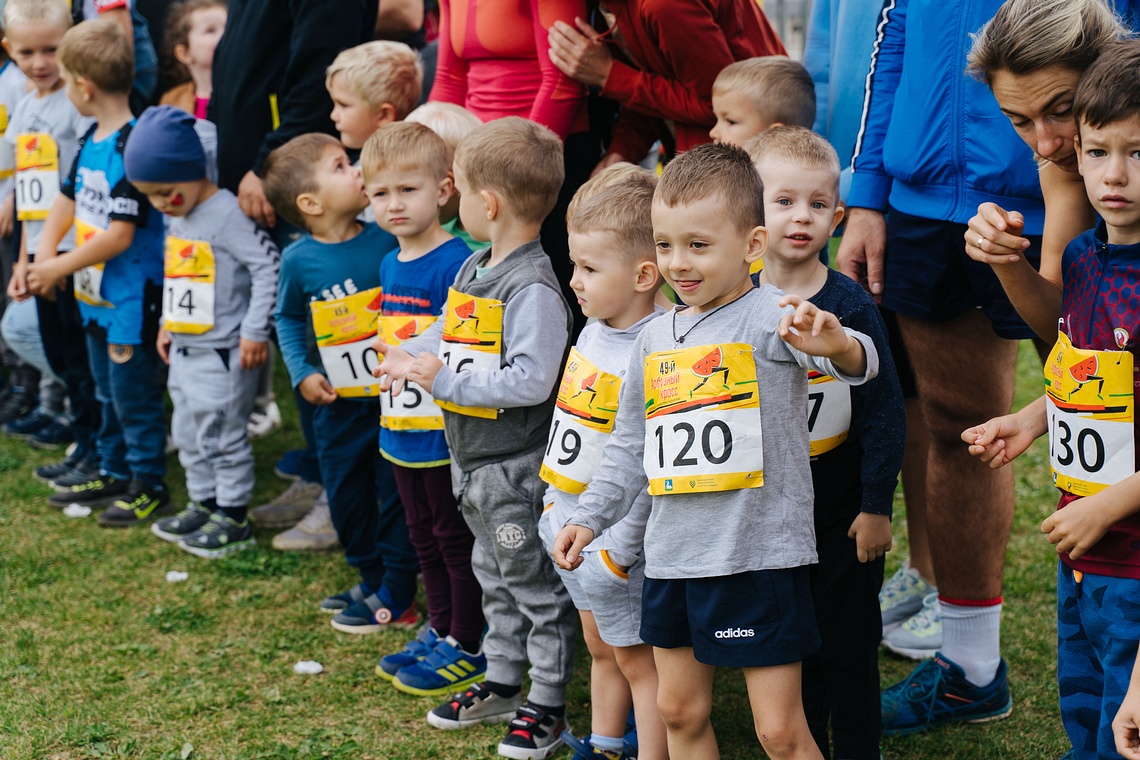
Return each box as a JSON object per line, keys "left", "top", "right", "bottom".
{"left": 590, "top": 734, "right": 625, "bottom": 753}
{"left": 939, "top": 599, "right": 1001, "bottom": 686}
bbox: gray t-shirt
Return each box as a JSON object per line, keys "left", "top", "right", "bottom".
{"left": 6, "top": 88, "right": 91, "bottom": 253}
{"left": 568, "top": 285, "right": 878, "bottom": 579}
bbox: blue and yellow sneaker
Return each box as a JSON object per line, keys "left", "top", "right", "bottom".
{"left": 376, "top": 626, "right": 440, "bottom": 681}
{"left": 393, "top": 635, "right": 487, "bottom": 696}
{"left": 881, "top": 654, "right": 1012, "bottom": 736}
{"left": 561, "top": 729, "right": 637, "bottom": 759}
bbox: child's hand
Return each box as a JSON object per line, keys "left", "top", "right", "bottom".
{"left": 0, "top": 194, "right": 15, "bottom": 239}
{"left": 408, "top": 352, "right": 444, "bottom": 394}
{"left": 848, "top": 512, "right": 892, "bottom": 563}
{"left": 777, "top": 294, "right": 864, "bottom": 372}
{"left": 156, "top": 326, "right": 172, "bottom": 365}
{"left": 553, "top": 524, "right": 596, "bottom": 571}
{"left": 240, "top": 338, "right": 269, "bottom": 370}
{"left": 961, "top": 412, "right": 1037, "bottom": 469}
{"left": 1115, "top": 655, "right": 1140, "bottom": 759}
{"left": 373, "top": 340, "right": 414, "bottom": 393}
{"left": 1041, "top": 495, "right": 1113, "bottom": 560}
{"left": 299, "top": 373, "right": 337, "bottom": 405}
{"left": 7, "top": 261, "right": 28, "bottom": 302}
{"left": 26, "top": 260, "right": 62, "bottom": 298}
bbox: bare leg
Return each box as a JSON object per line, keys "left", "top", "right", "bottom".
{"left": 901, "top": 396, "right": 935, "bottom": 586}
{"left": 654, "top": 647, "right": 718, "bottom": 760}
{"left": 615, "top": 643, "right": 668, "bottom": 760}
{"left": 743, "top": 662, "right": 824, "bottom": 760}
{"left": 581, "top": 610, "right": 631, "bottom": 740}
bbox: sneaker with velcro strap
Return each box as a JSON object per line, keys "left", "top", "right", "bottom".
{"left": 330, "top": 594, "right": 420, "bottom": 634}
{"left": 497, "top": 704, "right": 568, "bottom": 760}
{"left": 98, "top": 480, "right": 172, "bottom": 527}
{"left": 319, "top": 583, "right": 368, "bottom": 613}
{"left": 178, "top": 512, "right": 256, "bottom": 559}
{"left": 49, "top": 456, "right": 101, "bottom": 490}
{"left": 393, "top": 635, "right": 487, "bottom": 696}
{"left": 881, "top": 564, "right": 936, "bottom": 632}
{"left": 35, "top": 448, "right": 90, "bottom": 484}
{"left": 152, "top": 501, "right": 213, "bottom": 543}
{"left": 47, "top": 473, "right": 129, "bottom": 509}
{"left": 376, "top": 626, "right": 440, "bottom": 681}
{"left": 426, "top": 682, "right": 521, "bottom": 730}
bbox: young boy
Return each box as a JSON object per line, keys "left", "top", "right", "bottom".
{"left": 964, "top": 42, "right": 1140, "bottom": 759}
{"left": 710, "top": 56, "right": 816, "bottom": 148}
{"left": 123, "top": 105, "right": 280, "bottom": 557}
{"left": 748, "top": 126, "right": 904, "bottom": 760}
{"left": 553, "top": 142, "right": 878, "bottom": 760}
{"left": 376, "top": 117, "right": 577, "bottom": 760}
{"left": 29, "top": 18, "right": 169, "bottom": 527}
{"left": 262, "top": 132, "right": 418, "bottom": 634}
{"left": 3, "top": 0, "right": 101, "bottom": 486}
{"left": 360, "top": 120, "right": 485, "bottom": 694}
{"left": 539, "top": 168, "right": 667, "bottom": 760}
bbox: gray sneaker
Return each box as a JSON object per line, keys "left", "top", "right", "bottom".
{"left": 880, "top": 564, "right": 936, "bottom": 632}
{"left": 179, "top": 512, "right": 256, "bottom": 559}
{"left": 249, "top": 480, "right": 323, "bottom": 529}
{"left": 271, "top": 493, "right": 340, "bottom": 551}
{"left": 427, "top": 682, "right": 522, "bottom": 730}
{"left": 882, "top": 592, "right": 942, "bottom": 660}
{"left": 152, "top": 501, "right": 213, "bottom": 543}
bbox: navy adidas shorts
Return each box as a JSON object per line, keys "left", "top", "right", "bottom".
{"left": 640, "top": 567, "right": 820, "bottom": 667}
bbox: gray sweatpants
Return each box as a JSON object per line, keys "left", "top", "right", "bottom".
{"left": 453, "top": 445, "right": 576, "bottom": 707}
{"left": 169, "top": 345, "right": 259, "bottom": 507}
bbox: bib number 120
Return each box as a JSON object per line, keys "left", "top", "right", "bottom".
{"left": 654, "top": 419, "right": 733, "bottom": 468}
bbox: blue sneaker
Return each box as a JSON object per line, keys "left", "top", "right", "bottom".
{"left": 29, "top": 418, "right": 74, "bottom": 449}
{"left": 881, "top": 654, "right": 1012, "bottom": 736}
{"left": 376, "top": 626, "right": 440, "bottom": 681}
{"left": 560, "top": 730, "right": 636, "bottom": 759}
{"left": 393, "top": 635, "right": 487, "bottom": 696}
{"left": 4, "top": 409, "right": 53, "bottom": 438}
{"left": 273, "top": 448, "right": 305, "bottom": 481}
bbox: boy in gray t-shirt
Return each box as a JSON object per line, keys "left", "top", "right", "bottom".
{"left": 123, "top": 106, "right": 280, "bottom": 558}
{"left": 554, "top": 143, "right": 878, "bottom": 760}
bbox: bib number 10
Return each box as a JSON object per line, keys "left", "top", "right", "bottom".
{"left": 653, "top": 419, "right": 733, "bottom": 468}
{"left": 338, "top": 345, "right": 379, "bottom": 381}
{"left": 17, "top": 175, "right": 42, "bottom": 206}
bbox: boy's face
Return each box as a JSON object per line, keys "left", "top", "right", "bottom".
{"left": 1077, "top": 116, "right": 1140, "bottom": 245}
{"left": 568, "top": 230, "right": 653, "bottom": 323}
{"left": 652, "top": 194, "right": 766, "bottom": 313}
{"left": 710, "top": 89, "right": 771, "bottom": 148}
{"left": 3, "top": 22, "right": 66, "bottom": 94}
{"left": 328, "top": 73, "right": 388, "bottom": 150}
{"left": 310, "top": 144, "right": 368, "bottom": 217}
{"left": 366, "top": 166, "right": 451, "bottom": 240}
{"left": 759, "top": 158, "right": 844, "bottom": 267}
{"left": 131, "top": 179, "right": 210, "bottom": 217}
{"left": 453, "top": 160, "right": 491, "bottom": 243}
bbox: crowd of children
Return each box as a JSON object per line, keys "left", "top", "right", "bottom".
{"left": 6, "top": 0, "right": 1140, "bottom": 757}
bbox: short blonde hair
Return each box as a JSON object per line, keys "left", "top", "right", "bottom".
{"left": 405, "top": 102, "right": 483, "bottom": 162}
{"left": 59, "top": 19, "right": 133, "bottom": 94}
{"left": 3, "top": 0, "right": 71, "bottom": 33}
{"left": 326, "top": 41, "right": 422, "bottom": 119}
{"left": 454, "top": 117, "right": 564, "bottom": 224}
{"left": 361, "top": 121, "right": 451, "bottom": 182}
{"left": 262, "top": 133, "right": 343, "bottom": 232}
{"left": 657, "top": 142, "right": 764, "bottom": 233}
{"left": 713, "top": 57, "right": 816, "bottom": 129}
{"left": 745, "top": 126, "right": 840, "bottom": 196}
{"left": 568, "top": 167, "right": 658, "bottom": 263}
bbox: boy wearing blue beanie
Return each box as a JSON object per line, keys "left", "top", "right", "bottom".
{"left": 124, "top": 105, "right": 280, "bottom": 557}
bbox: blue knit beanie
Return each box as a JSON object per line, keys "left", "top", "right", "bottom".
{"left": 123, "top": 105, "right": 206, "bottom": 183}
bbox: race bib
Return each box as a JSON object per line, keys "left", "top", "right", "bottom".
{"left": 540, "top": 348, "right": 622, "bottom": 494}
{"left": 807, "top": 371, "right": 851, "bottom": 456}
{"left": 72, "top": 219, "right": 112, "bottom": 307}
{"left": 163, "top": 236, "right": 215, "bottom": 334}
{"left": 1045, "top": 330, "right": 1135, "bottom": 496}
{"left": 378, "top": 315, "right": 444, "bottom": 430}
{"left": 436, "top": 288, "right": 503, "bottom": 419}
{"left": 643, "top": 343, "right": 763, "bottom": 495}
{"left": 310, "top": 287, "right": 383, "bottom": 398}
{"left": 15, "top": 133, "right": 59, "bottom": 220}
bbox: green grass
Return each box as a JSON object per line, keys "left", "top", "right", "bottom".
{"left": 0, "top": 345, "right": 1068, "bottom": 759}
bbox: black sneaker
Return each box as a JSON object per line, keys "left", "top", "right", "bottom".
{"left": 426, "top": 682, "right": 522, "bottom": 730}
{"left": 29, "top": 419, "right": 74, "bottom": 449}
{"left": 97, "top": 481, "right": 172, "bottom": 527}
{"left": 497, "top": 704, "right": 568, "bottom": 760}
{"left": 47, "top": 473, "right": 129, "bottom": 509}
{"left": 0, "top": 388, "right": 35, "bottom": 424}
{"left": 50, "top": 456, "right": 101, "bottom": 490}
{"left": 34, "top": 448, "right": 89, "bottom": 484}
{"left": 178, "top": 512, "right": 256, "bottom": 558}
{"left": 151, "top": 501, "right": 213, "bottom": 543}
{"left": 5, "top": 409, "right": 53, "bottom": 438}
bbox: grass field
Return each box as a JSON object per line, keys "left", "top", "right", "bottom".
{"left": 0, "top": 341, "right": 1070, "bottom": 760}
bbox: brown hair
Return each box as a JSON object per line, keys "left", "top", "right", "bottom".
{"left": 361, "top": 121, "right": 451, "bottom": 182}
{"left": 454, "top": 117, "right": 564, "bottom": 224}
{"left": 656, "top": 142, "right": 765, "bottom": 231}
{"left": 1073, "top": 39, "right": 1140, "bottom": 133}
{"left": 326, "top": 41, "right": 422, "bottom": 119}
{"left": 565, "top": 162, "right": 645, "bottom": 221}
{"left": 59, "top": 18, "right": 132, "bottom": 94}
{"left": 568, "top": 166, "right": 658, "bottom": 263}
{"left": 713, "top": 57, "right": 816, "bottom": 129}
{"left": 745, "top": 126, "right": 840, "bottom": 195}
{"left": 161, "top": 0, "right": 226, "bottom": 90}
{"left": 262, "top": 133, "right": 343, "bottom": 231}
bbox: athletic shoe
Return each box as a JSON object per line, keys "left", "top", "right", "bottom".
{"left": 47, "top": 473, "right": 129, "bottom": 509}
{"left": 331, "top": 595, "right": 421, "bottom": 634}
{"left": 426, "top": 682, "right": 522, "bottom": 730}
{"left": 376, "top": 626, "right": 441, "bottom": 681}
{"left": 247, "top": 399, "right": 282, "bottom": 439}
{"left": 394, "top": 636, "right": 487, "bottom": 696}
{"left": 97, "top": 481, "right": 172, "bottom": 527}
{"left": 151, "top": 501, "right": 213, "bottom": 543}
{"left": 498, "top": 704, "right": 568, "bottom": 760}
{"left": 881, "top": 654, "right": 1012, "bottom": 736}
{"left": 271, "top": 493, "right": 339, "bottom": 551}
{"left": 179, "top": 512, "right": 256, "bottom": 559}
{"left": 35, "top": 448, "right": 90, "bottom": 483}
{"left": 272, "top": 448, "right": 305, "bottom": 480}
{"left": 561, "top": 730, "right": 635, "bottom": 760}
{"left": 319, "top": 583, "right": 368, "bottom": 613}
{"left": 882, "top": 593, "right": 942, "bottom": 660}
{"left": 4, "top": 409, "right": 53, "bottom": 438}
{"left": 250, "top": 480, "right": 322, "bottom": 529}
{"left": 28, "top": 419, "right": 74, "bottom": 449}
{"left": 0, "top": 387, "right": 35, "bottom": 424}
{"left": 881, "top": 565, "right": 936, "bottom": 632}
{"left": 49, "top": 456, "right": 101, "bottom": 490}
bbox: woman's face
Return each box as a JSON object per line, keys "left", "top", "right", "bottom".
{"left": 990, "top": 65, "right": 1084, "bottom": 173}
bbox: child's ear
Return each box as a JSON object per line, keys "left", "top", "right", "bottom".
{"left": 76, "top": 76, "right": 95, "bottom": 101}
{"left": 374, "top": 103, "right": 398, "bottom": 128}
{"left": 744, "top": 225, "right": 767, "bottom": 264}
{"left": 480, "top": 189, "right": 498, "bottom": 222}
{"left": 1, "top": 38, "right": 12, "bottom": 59}
{"left": 829, "top": 203, "right": 845, "bottom": 236}
{"left": 633, "top": 260, "right": 661, "bottom": 292}
{"left": 296, "top": 192, "right": 321, "bottom": 218}
{"left": 437, "top": 175, "right": 454, "bottom": 207}
{"left": 173, "top": 43, "right": 192, "bottom": 67}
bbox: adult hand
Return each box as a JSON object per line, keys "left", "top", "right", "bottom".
{"left": 590, "top": 152, "right": 626, "bottom": 178}
{"left": 238, "top": 171, "right": 277, "bottom": 229}
{"left": 548, "top": 18, "right": 613, "bottom": 88}
{"left": 965, "top": 203, "right": 1031, "bottom": 266}
{"left": 836, "top": 208, "right": 887, "bottom": 302}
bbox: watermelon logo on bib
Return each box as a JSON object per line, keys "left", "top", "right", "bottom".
{"left": 1068, "top": 355, "right": 1104, "bottom": 398}
{"left": 690, "top": 346, "right": 729, "bottom": 397}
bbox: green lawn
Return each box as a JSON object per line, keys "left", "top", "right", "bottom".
{"left": 0, "top": 342, "right": 1068, "bottom": 759}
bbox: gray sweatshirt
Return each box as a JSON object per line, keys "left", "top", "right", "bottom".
{"left": 567, "top": 285, "right": 878, "bottom": 579}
